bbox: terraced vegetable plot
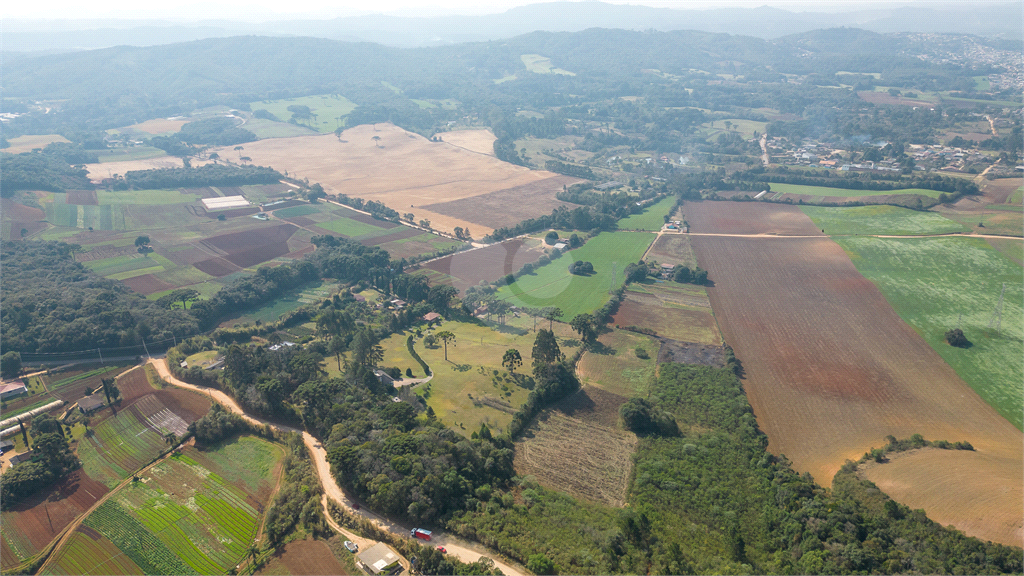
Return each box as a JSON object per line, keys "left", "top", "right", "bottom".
{"left": 77, "top": 408, "right": 168, "bottom": 487}
{"left": 47, "top": 437, "right": 283, "bottom": 575}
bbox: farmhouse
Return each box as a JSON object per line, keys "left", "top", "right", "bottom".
{"left": 9, "top": 451, "right": 34, "bottom": 466}
{"left": 77, "top": 395, "right": 105, "bottom": 414}
{"left": 357, "top": 543, "right": 402, "bottom": 575}
{"left": 0, "top": 382, "right": 27, "bottom": 400}
{"left": 0, "top": 440, "right": 14, "bottom": 453}
{"left": 423, "top": 312, "right": 441, "bottom": 323}
{"left": 373, "top": 370, "right": 396, "bottom": 387}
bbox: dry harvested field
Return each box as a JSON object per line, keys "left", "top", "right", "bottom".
{"left": 209, "top": 123, "right": 571, "bottom": 236}
{"left": 684, "top": 201, "right": 824, "bottom": 235}
{"left": 860, "top": 447, "right": 1022, "bottom": 546}
{"left": 645, "top": 234, "right": 698, "bottom": 268}
{"left": 692, "top": 235, "right": 1023, "bottom": 545}
{"left": 982, "top": 177, "right": 1023, "bottom": 204}
{"left": 515, "top": 387, "right": 637, "bottom": 507}
{"left": 422, "top": 237, "right": 548, "bottom": 292}
{"left": 2, "top": 134, "right": 70, "bottom": 154}
{"left": 439, "top": 128, "right": 498, "bottom": 155}
{"left": 0, "top": 469, "right": 110, "bottom": 571}
{"left": 614, "top": 284, "right": 720, "bottom": 345}
{"left": 258, "top": 539, "right": 352, "bottom": 576}
{"left": 83, "top": 156, "right": 211, "bottom": 182}
{"left": 857, "top": 91, "right": 938, "bottom": 107}
{"left": 421, "top": 174, "right": 583, "bottom": 230}
{"left": 121, "top": 118, "right": 188, "bottom": 134}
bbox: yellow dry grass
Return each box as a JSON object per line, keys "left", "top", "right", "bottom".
{"left": 122, "top": 118, "right": 188, "bottom": 135}
{"left": 209, "top": 124, "right": 563, "bottom": 236}
{"left": 3, "top": 134, "right": 70, "bottom": 154}
{"left": 860, "top": 447, "right": 1022, "bottom": 547}
{"left": 83, "top": 156, "right": 212, "bottom": 182}
{"left": 439, "top": 129, "right": 497, "bottom": 156}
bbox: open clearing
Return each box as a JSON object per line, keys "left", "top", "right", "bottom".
{"left": 860, "top": 447, "right": 1022, "bottom": 547}
{"left": 84, "top": 156, "right": 212, "bottom": 182}
{"left": 981, "top": 177, "right": 1023, "bottom": 205}
{"left": 119, "top": 118, "right": 188, "bottom": 135}
{"left": 520, "top": 54, "right": 575, "bottom": 76}
{"left": 253, "top": 94, "right": 358, "bottom": 133}
{"left": 683, "top": 201, "right": 824, "bottom": 235}
{"left": 577, "top": 328, "right": 660, "bottom": 398}
{"left": 801, "top": 205, "right": 967, "bottom": 236}
{"left": 495, "top": 231, "right": 654, "bottom": 318}
{"left": 617, "top": 196, "right": 677, "bottom": 231}
{"left": 691, "top": 234, "right": 1023, "bottom": 546}
{"left": 614, "top": 282, "right": 721, "bottom": 345}
{"left": 2, "top": 134, "right": 70, "bottom": 154}
{"left": 644, "top": 234, "right": 699, "bottom": 269}
{"left": 209, "top": 123, "right": 573, "bottom": 236}
{"left": 439, "top": 129, "right": 498, "bottom": 155}
{"left": 257, "top": 538, "right": 353, "bottom": 576}
{"left": 766, "top": 182, "right": 945, "bottom": 199}
{"left": 836, "top": 236, "right": 1023, "bottom": 429}
{"left": 420, "top": 174, "right": 583, "bottom": 231}
{"left": 420, "top": 237, "right": 549, "bottom": 293}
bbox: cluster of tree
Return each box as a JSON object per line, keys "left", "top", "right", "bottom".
{"left": 263, "top": 434, "right": 330, "bottom": 545}
{"left": 252, "top": 109, "right": 280, "bottom": 121}
{"left": 733, "top": 166, "right": 979, "bottom": 195}
{"left": 567, "top": 260, "right": 594, "bottom": 275}
{"left": 188, "top": 403, "right": 257, "bottom": 444}
{"left": 0, "top": 414, "right": 78, "bottom": 508}
{"left": 619, "top": 397, "right": 680, "bottom": 436}
{"left": 0, "top": 241, "right": 199, "bottom": 353}
{"left": 944, "top": 327, "right": 970, "bottom": 348}
{"left": 673, "top": 265, "right": 708, "bottom": 285}
{"left": 189, "top": 261, "right": 319, "bottom": 329}
{"left": 485, "top": 205, "right": 619, "bottom": 243}
{"left": 544, "top": 160, "right": 595, "bottom": 180}
{"left": 862, "top": 433, "right": 973, "bottom": 464}
{"left": 149, "top": 134, "right": 196, "bottom": 157}
{"left": 41, "top": 142, "right": 100, "bottom": 164}
{"left": 332, "top": 193, "right": 401, "bottom": 222}
{"left": 176, "top": 117, "right": 257, "bottom": 146}
{"left": 118, "top": 164, "right": 281, "bottom": 190}
{"left": 0, "top": 151, "right": 93, "bottom": 195}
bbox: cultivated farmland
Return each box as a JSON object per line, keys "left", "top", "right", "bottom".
{"left": 257, "top": 538, "right": 354, "bottom": 576}
{"left": 208, "top": 123, "right": 576, "bottom": 236}
{"left": 764, "top": 182, "right": 945, "bottom": 199}
{"left": 801, "top": 204, "right": 967, "bottom": 236}
{"left": 683, "top": 201, "right": 824, "bottom": 235}
{"left": 1, "top": 134, "right": 71, "bottom": 154}
{"left": 614, "top": 283, "right": 721, "bottom": 345}
{"left": 420, "top": 237, "right": 549, "bottom": 293}
{"left": 495, "top": 231, "right": 655, "bottom": 318}
{"left": 420, "top": 174, "right": 584, "bottom": 231}
{"left": 691, "top": 234, "right": 1023, "bottom": 546}
{"left": 440, "top": 129, "right": 498, "bottom": 156}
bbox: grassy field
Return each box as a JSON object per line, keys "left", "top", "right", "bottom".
{"left": 1010, "top": 185, "right": 1023, "bottom": 205}
{"left": 219, "top": 280, "right": 338, "bottom": 327}
{"left": 95, "top": 146, "right": 167, "bottom": 162}
{"left": 379, "top": 318, "right": 582, "bottom": 435}
{"left": 272, "top": 205, "right": 320, "bottom": 218}
{"left": 801, "top": 205, "right": 967, "bottom": 236}
{"left": 318, "top": 216, "right": 388, "bottom": 237}
{"left": 940, "top": 209, "right": 1024, "bottom": 237}
{"left": 577, "top": 328, "right": 659, "bottom": 397}
{"left": 701, "top": 118, "right": 768, "bottom": 140}
{"left": 98, "top": 189, "right": 200, "bottom": 205}
{"left": 495, "top": 231, "right": 655, "bottom": 318}
{"left": 253, "top": 94, "right": 358, "bottom": 133}
{"left": 837, "top": 236, "right": 1023, "bottom": 429}
{"left": 617, "top": 196, "right": 676, "bottom": 231}
{"left": 521, "top": 54, "right": 575, "bottom": 76}
{"left": 245, "top": 118, "right": 318, "bottom": 139}
{"left": 769, "top": 182, "right": 945, "bottom": 199}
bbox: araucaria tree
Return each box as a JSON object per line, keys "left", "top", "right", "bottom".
{"left": 502, "top": 348, "right": 522, "bottom": 375}
{"left": 570, "top": 313, "right": 598, "bottom": 347}
{"left": 531, "top": 329, "right": 563, "bottom": 366}
{"left": 436, "top": 330, "right": 456, "bottom": 361}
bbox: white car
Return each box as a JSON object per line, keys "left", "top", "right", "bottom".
{"left": 344, "top": 540, "right": 357, "bottom": 553}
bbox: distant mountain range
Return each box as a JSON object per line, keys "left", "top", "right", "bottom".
{"left": 4, "top": 1, "right": 1021, "bottom": 53}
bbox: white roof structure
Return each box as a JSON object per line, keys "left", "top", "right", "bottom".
{"left": 201, "top": 195, "right": 250, "bottom": 210}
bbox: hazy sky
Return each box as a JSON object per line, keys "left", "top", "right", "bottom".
{"left": 3, "top": 0, "right": 981, "bottom": 21}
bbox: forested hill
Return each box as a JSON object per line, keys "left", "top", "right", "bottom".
{"left": 1, "top": 28, "right": 988, "bottom": 131}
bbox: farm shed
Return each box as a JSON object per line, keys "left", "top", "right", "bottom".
{"left": 77, "top": 395, "right": 105, "bottom": 414}
{"left": 0, "top": 440, "right": 13, "bottom": 453}
{"left": 373, "top": 370, "right": 396, "bottom": 387}
{"left": 8, "top": 451, "right": 34, "bottom": 466}
{"left": 201, "top": 195, "right": 250, "bottom": 210}
{"left": 0, "top": 382, "right": 27, "bottom": 400}
{"left": 357, "top": 542, "right": 401, "bottom": 575}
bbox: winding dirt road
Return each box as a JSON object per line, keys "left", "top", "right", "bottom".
{"left": 148, "top": 359, "right": 525, "bottom": 576}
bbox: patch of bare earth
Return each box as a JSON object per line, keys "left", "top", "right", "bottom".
{"left": 84, "top": 156, "right": 211, "bottom": 182}
{"left": 421, "top": 174, "right": 584, "bottom": 231}
{"left": 515, "top": 387, "right": 636, "bottom": 507}
{"left": 421, "top": 238, "right": 547, "bottom": 292}
{"left": 208, "top": 124, "right": 572, "bottom": 236}
{"left": 982, "top": 177, "right": 1022, "bottom": 204}
{"left": 439, "top": 129, "right": 498, "bottom": 155}
{"left": 683, "top": 201, "right": 824, "bottom": 235}
{"left": 691, "top": 235, "right": 1023, "bottom": 546}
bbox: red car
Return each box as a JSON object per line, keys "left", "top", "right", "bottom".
{"left": 436, "top": 546, "right": 447, "bottom": 554}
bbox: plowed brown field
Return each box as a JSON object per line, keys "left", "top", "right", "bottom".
{"left": 421, "top": 174, "right": 583, "bottom": 231}
{"left": 422, "top": 237, "right": 548, "bottom": 292}
{"left": 209, "top": 124, "right": 571, "bottom": 236}
{"left": 684, "top": 201, "right": 824, "bottom": 235}
{"left": 258, "top": 539, "right": 351, "bottom": 576}
{"left": 692, "top": 235, "right": 1023, "bottom": 546}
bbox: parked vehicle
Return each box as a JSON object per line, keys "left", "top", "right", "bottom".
{"left": 436, "top": 546, "right": 447, "bottom": 554}
{"left": 410, "top": 528, "right": 432, "bottom": 541}
{"left": 344, "top": 541, "right": 357, "bottom": 553}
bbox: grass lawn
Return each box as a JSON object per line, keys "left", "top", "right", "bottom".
{"left": 318, "top": 217, "right": 387, "bottom": 237}
{"left": 380, "top": 318, "right": 581, "bottom": 435}
{"left": 769, "top": 182, "right": 945, "bottom": 199}
{"left": 495, "top": 231, "right": 655, "bottom": 319}
{"left": 701, "top": 118, "right": 768, "bottom": 140}
{"left": 218, "top": 280, "right": 338, "bottom": 327}
{"left": 577, "top": 328, "right": 660, "bottom": 397}
{"left": 801, "top": 205, "right": 967, "bottom": 236}
{"left": 253, "top": 94, "right": 358, "bottom": 133}
{"left": 837, "top": 236, "right": 1023, "bottom": 429}
{"left": 98, "top": 189, "right": 200, "bottom": 205}
{"left": 617, "top": 196, "right": 676, "bottom": 231}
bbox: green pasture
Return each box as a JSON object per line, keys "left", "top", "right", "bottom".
{"left": 837, "top": 236, "right": 1023, "bottom": 429}
{"left": 495, "top": 231, "right": 655, "bottom": 318}
{"left": 973, "top": 76, "right": 991, "bottom": 91}
{"left": 245, "top": 118, "right": 317, "bottom": 139}
{"left": 702, "top": 118, "right": 768, "bottom": 140}
{"left": 319, "top": 216, "right": 389, "bottom": 237}
{"left": 94, "top": 146, "right": 166, "bottom": 162}
{"left": 617, "top": 196, "right": 676, "bottom": 231}
{"left": 521, "top": 54, "right": 575, "bottom": 76}
{"left": 411, "top": 99, "right": 436, "bottom": 109}
{"left": 98, "top": 189, "right": 200, "bottom": 205}
{"left": 219, "top": 280, "right": 338, "bottom": 327}
{"left": 801, "top": 205, "right": 967, "bottom": 236}
{"left": 1009, "top": 185, "right": 1023, "bottom": 205}
{"left": 254, "top": 94, "right": 358, "bottom": 133}
{"left": 940, "top": 209, "right": 1024, "bottom": 237}
{"left": 767, "top": 182, "right": 945, "bottom": 199}
{"left": 985, "top": 237, "right": 1024, "bottom": 266}
{"left": 578, "top": 328, "right": 659, "bottom": 397}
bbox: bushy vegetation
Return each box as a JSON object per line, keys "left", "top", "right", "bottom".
{"left": 0, "top": 415, "right": 79, "bottom": 508}
{"left": 0, "top": 151, "right": 93, "bottom": 195}
{"left": 119, "top": 163, "right": 280, "bottom": 190}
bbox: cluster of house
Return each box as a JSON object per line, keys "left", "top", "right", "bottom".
{"left": 908, "top": 144, "right": 990, "bottom": 173}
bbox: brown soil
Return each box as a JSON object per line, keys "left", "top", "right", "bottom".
{"left": 208, "top": 124, "right": 569, "bottom": 236}
{"left": 194, "top": 258, "right": 241, "bottom": 277}
{"left": 683, "top": 201, "right": 824, "bottom": 235}
{"left": 181, "top": 187, "right": 220, "bottom": 199}
{"left": 645, "top": 234, "right": 698, "bottom": 268}
{"left": 423, "top": 238, "right": 547, "bottom": 292}
{"left": 6, "top": 221, "right": 48, "bottom": 240}
{"left": 331, "top": 205, "right": 400, "bottom": 228}
{"left": 420, "top": 174, "right": 584, "bottom": 231}
{"left": 121, "top": 274, "right": 176, "bottom": 295}
{"left": 116, "top": 367, "right": 156, "bottom": 402}
{"left": 153, "top": 387, "right": 213, "bottom": 423}
{"left": 0, "top": 469, "right": 109, "bottom": 571}
{"left": 65, "top": 190, "right": 98, "bottom": 205}
{"left": 84, "top": 156, "right": 210, "bottom": 182}
{"left": 439, "top": 129, "right": 498, "bottom": 156}
{"left": 860, "top": 448, "right": 1023, "bottom": 547}
{"left": 225, "top": 242, "right": 291, "bottom": 267}
{"left": 203, "top": 223, "right": 297, "bottom": 253}
{"left": 1, "top": 199, "right": 45, "bottom": 222}
{"left": 123, "top": 118, "right": 187, "bottom": 134}
{"left": 258, "top": 539, "right": 351, "bottom": 576}
{"left": 982, "top": 177, "right": 1022, "bottom": 204}
{"left": 657, "top": 340, "right": 725, "bottom": 367}
{"left": 360, "top": 227, "right": 421, "bottom": 246}
{"left": 515, "top": 387, "right": 637, "bottom": 507}
{"left": 613, "top": 291, "right": 720, "bottom": 345}
{"left": 691, "top": 234, "right": 1023, "bottom": 545}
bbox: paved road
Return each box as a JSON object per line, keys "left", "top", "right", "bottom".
{"left": 148, "top": 359, "right": 525, "bottom": 576}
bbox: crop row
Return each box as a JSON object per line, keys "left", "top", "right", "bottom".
{"left": 46, "top": 531, "right": 137, "bottom": 576}
{"left": 83, "top": 500, "right": 196, "bottom": 575}
{"left": 50, "top": 367, "right": 112, "bottom": 389}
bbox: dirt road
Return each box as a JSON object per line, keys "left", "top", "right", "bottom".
{"left": 148, "top": 359, "right": 526, "bottom": 576}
